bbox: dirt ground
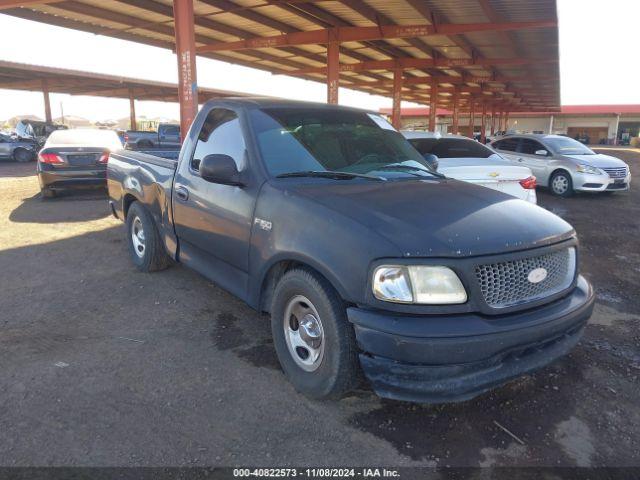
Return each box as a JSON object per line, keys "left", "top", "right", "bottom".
{"left": 0, "top": 148, "right": 638, "bottom": 468}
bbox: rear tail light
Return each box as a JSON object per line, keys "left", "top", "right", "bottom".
{"left": 98, "top": 152, "right": 109, "bottom": 164}
{"left": 519, "top": 176, "right": 537, "bottom": 189}
{"left": 124, "top": 133, "right": 129, "bottom": 142}
{"left": 38, "top": 153, "right": 64, "bottom": 164}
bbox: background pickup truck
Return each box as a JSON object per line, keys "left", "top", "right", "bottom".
{"left": 123, "top": 123, "right": 181, "bottom": 150}
{"left": 108, "top": 98, "right": 594, "bottom": 404}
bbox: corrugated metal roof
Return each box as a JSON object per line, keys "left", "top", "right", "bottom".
{"left": 1, "top": 0, "right": 560, "bottom": 111}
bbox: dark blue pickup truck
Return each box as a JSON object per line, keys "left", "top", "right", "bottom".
{"left": 107, "top": 98, "right": 594, "bottom": 403}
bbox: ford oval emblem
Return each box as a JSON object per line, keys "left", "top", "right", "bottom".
{"left": 528, "top": 267, "right": 548, "bottom": 284}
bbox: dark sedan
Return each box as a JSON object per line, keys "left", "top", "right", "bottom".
{"left": 0, "top": 133, "right": 38, "bottom": 162}
{"left": 38, "top": 129, "right": 122, "bottom": 198}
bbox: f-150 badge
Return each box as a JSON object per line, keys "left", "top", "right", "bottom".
{"left": 254, "top": 217, "right": 272, "bottom": 231}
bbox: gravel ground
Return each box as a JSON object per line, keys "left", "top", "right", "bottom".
{"left": 0, "top": 148, "right": 638, "bottom": 467}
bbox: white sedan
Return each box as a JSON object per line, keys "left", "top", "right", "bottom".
{"left": 403, "top": 131, "right": 537, "bottom": 204}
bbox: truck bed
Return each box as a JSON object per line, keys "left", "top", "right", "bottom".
{"left": 111, "top": 149, "right": 179, "bottom": 169}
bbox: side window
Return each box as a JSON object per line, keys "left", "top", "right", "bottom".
{"left": 408, "top": 138, "right": 437, "bottom": 155}
{"left": 519, "top": 139, "right": 546, "bottom": 155}
{"left": 191, "top": 109, "right": 245, "bottom": 172}
{"left": 493, "top": 138, "right": 519, "bottom": 152}
{"left": 164, "top": 125, "right": 179, "bottom": 137}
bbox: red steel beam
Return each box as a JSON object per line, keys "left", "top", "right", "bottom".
{"left": 391, "top": 67, "right": 402, "bottom": 129}
{"left": 480, "top": 102, "right": 487, "bottom": 143}
{"left": 41, "top": 78, "right": 52, "bottom": 123}
{"left": 428, "top": 80, "right": 438, "bottom": 131}
{"left": 129, "top": 88, "right": 137, "bottom": 130}
{"left": 0, "top": 0, "right": 61, "bottom": 9}
{"left": 196, "top": 20, "right": 555, "bottom": 53}
{"left": 468, "top": 99, "right": 476, "bottom": 139}
{"left": 327, "top": 40, "right": 339, "bottom": 104}
{"left": 287, "top": 57, "right": 557, "bottom": 75}
{"left": 173, "top": 0, "right": 198, "bottom": 141}
{"left": 451, "top": 86, "right": 460, "bottom": 135}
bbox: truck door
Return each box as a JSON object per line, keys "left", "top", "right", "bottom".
{"left": 172, "top": 108, "right": 255, "bottom": 296}
{"left": 159, "top": 125, "right": 181, "bottom": 148}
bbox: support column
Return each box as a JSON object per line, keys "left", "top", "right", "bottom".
{"left": 614, "top": 113, "right": 620, "bottom": 145}
{"left": 173, "top": 0, "right": 198, "bottom": 141}
{"left": 129, "top": 88, "right": 137, "bottom": 131}
{"left": 468, "top": 99, "right": 476, "bottom": 139}
{"left": 428, "top": 80, "right": 438, "bottom": 132}
{"left": 490, "top": 103, "right": 496, "bottom": 136}
{"left": 548, "top": 114, "right": 554, "bottom": 134}
{"left": 326, "top": 40, "right": 339, "bottom": 104}
{"left": 504, "top": 111, "right": 510, "bottom": 131}
{"left": 451, "top": 87, "right": 460, "bottom": 135}
{"left": 480, "top": 101, "right": 487, "bottom": 144}
{"left": 42, "top": 79, "right": 52, "bottom": 123}
{"left": 391, "top": 67, "right": 403, "bottom": 129}
{"left": 497, "top": 109, "right": 503, "bottom": 132}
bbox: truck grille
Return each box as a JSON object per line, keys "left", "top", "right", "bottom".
{"left": 602, "top": 167, "right": 628, "bottom": 179}
{"left": 475, "top": 248, "right": 576, "bottom": 309}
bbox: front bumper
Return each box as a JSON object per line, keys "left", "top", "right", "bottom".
{"left": 348, "top": 275, "right": 594, "bottom": 403}
{"left": 574, "top": 171, "right": 631, "bottom": 192}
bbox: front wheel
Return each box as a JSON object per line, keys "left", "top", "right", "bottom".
{"left": 125, "top": 202, "right": 170, "bottom": 272}
{"left": 550, "top": 171, "right": 574, "bottom": 197}
{"left": 271, "top": 268, "right": 360, "bottom": 399}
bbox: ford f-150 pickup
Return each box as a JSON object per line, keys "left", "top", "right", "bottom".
{"left": 107, "top": 98, "right": 595, "bottom": 403}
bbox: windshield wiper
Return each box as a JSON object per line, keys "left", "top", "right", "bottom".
{"left": 276, "top": 170, "right": 386, "bottom": 181}
{"left": 376, "top": 164, "right": 446, "bottom": 178}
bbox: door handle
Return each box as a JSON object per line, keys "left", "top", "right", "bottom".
{"left": 175, "top": 185, "right": 189, "bottom": 201}
{"left": 516, "top": 157, "right": 523, "bottom": 162}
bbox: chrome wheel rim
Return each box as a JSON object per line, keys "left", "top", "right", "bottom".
{"left": 552, "top": 175, "right": 569, "bottom": 194}
{"left": 131, "top": 216, "right": 146, "bottom": 258}
{"left": 283, "top": 295, "right": 325, "bottom": 372}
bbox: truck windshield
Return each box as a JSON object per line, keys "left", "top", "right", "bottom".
{"left": 250, "top": 108, "right": 438, "bottom": 179}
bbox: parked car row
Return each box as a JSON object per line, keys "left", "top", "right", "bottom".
{"left": 490, "top": 134, "right": 631, "bottom": 196}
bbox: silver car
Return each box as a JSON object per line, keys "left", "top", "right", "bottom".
{"left": 490, "top": 134, "right": 631, "bottom": 197}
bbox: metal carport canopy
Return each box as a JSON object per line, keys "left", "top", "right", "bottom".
{"left": 0, "top": 0, "right": 560, "bottom": 140}
{"left": 0, "top": 59, "right": 254, "bottom": 128}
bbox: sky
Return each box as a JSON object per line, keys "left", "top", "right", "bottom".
{"left": 1, "top": 0, "right": 639, "bottom": 122}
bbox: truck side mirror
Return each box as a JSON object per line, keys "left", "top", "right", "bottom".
{"left": 199, "top": 154, "right": 243, "bottom": 186}
{"left": 422, "top": 153, "right": 439, "bottom": 171}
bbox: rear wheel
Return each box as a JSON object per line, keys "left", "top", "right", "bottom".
{"left": 550, "top": 171, "right": 573, "bottom": 197}
{"left": 271, "top": 268, "right": 360, "bottom": 399}
{"left": 13, "top": 148, "right": 33, "bottom": 163}
{"left": 125, "top": 202, "right": 170, "bottom": 272}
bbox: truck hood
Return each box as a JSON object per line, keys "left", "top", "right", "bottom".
{"left": 289, "top": 178, "right": 574, "bottom": 257}
{"left": 562, "top": 153, "right": 628, "bottom": 168}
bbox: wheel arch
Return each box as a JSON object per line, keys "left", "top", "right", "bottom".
{"left": 256, "top": 255, "right": 349, "bottom": 314}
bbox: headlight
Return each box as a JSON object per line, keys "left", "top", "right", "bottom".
{"left": 373, "top": 265, "right": 467, "bottom": 304}
{"left": 576, "top": 164, "right": 601, "bottom": 175}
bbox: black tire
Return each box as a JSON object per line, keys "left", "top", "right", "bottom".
{"left": 550, "top": 170, "right": 573, "bottom": 197}
{"left": 13, "top": 148, "right": 33, "bottom": 163}
{"left": 41, "top": 188, "right": 56, "bottom": 199}
{"left": 271, "top": 268, "right": 360, "bottom": 399}
{"left": 125, "top": 202, "right": 170, "bottom": 272}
